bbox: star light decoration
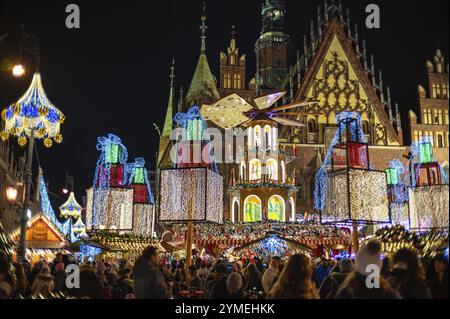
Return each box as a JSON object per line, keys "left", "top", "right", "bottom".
{"left": 59, "top": 192, "right": 82, "bottom": 219}
{"left": 1, "top": 73, "right": 64, "bottom": 147}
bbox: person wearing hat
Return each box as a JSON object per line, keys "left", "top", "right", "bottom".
{"left": 335, "top": 240, "right": 400, "bottom": 299}
{"left": 319, "top": 258, "right": 353, "bottom": 299}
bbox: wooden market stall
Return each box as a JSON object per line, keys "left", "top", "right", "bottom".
{"left": 9, "top": 213, "right": 69, "bottom": 264}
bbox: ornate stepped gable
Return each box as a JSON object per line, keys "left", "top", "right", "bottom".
{"left": 280, "top": 4, "right": 401, "bottom": 146}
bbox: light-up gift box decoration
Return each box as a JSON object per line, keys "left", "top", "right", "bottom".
{"left": 173, "top": 106, "right": 214, "bottom": 169}
{"left": 331, "top": 117, "right": 369, "bottom": 171}
{"left": 158, "top": 106, "right": 223, "bottom": 225}
{"left": 86, "top": 134, "right": 156, "bottom": 235}
{"left": 158, "top": 167, "right": 223, "bottom": 224}
{"left": 384, "top": 161, "right": 409, "bottom": 227}
{"left": 321, "top": 115, "right": 390, "bottom": 225}
{"left": 126, "top": 158, "right": 156, "bottom": 237}
{"left": 413, "top": 141, "right": 443, "bottom": 186}
{"left": 408, "top": 139, "right": 449, "bottom": 230}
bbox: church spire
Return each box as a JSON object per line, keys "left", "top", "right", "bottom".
{"left": 185, "top": 3, "right": 220, "bottom": 108}
{"left": 200, "top": 2, "right": 207, "bottom": 54}
{"left": 162, "top": 59, "right": 176, "bottom": 137}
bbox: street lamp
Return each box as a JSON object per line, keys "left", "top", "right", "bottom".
{"left": 6, "top": 185, "right": 19, "bottom": 203}
{"left": 12, "top": 64, "right": 25, "bottom": 77}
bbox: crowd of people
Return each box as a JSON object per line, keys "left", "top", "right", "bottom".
{"left": 0, "top": 239, "right": 448, "bottom": 299}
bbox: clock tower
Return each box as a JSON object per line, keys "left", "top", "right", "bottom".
{"left": 255, "top": 0, "right": 291, "bottom": 95}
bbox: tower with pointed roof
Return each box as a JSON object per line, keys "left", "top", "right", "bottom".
{"left": 158, "top": 60, "right": 177, "bottom": 169}
{"left": 255, "top": 0, "right": 291, "bottom": 95}
{"left": 185, "top": 4, "right": 220, "bottom": 109}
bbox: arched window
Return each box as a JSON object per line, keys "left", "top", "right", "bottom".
{"left": 231, "top": 197, "right": 239, "bottom": 223}
{"left": 254, "top": 126, "right": 262, "bottom": 147}
{"left": 266, "top": 158, "right": 278, "bottom": 180}
{"left": 307, "top": 118, "right": 317, "bottom": 133}
{"left": 249, "top": 159, "right": 261, "bottom": 180}
{"left": 362, "top": 120, "right": 370, "bottom": 135}
{"left": 268, "top": 195, "right": 285, "bottom": 222}
{"left": 240, "top": 161, "right": 246, "bottom": 180}
{"left": 237, "top": 74, "right": 242, "bottom": 89}
{"left": 264, "top": 125, "right": 272, "bottom": 148}
{"left": 289, "top": 197, "right": 295, "bottom": 222}
{"left": 244, "top": 195, "right": 262, "bottom": 223}
{"left": 281, "top": 161, "right": 286, "bottom": 183}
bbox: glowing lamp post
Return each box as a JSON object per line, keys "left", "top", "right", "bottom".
{"left": 1, "top": 72, "right": 64, "bottom": 262}
{"left": 12, "top": 64, "right": 26, "bottom": 77}
{"left": 6, "top": 185, "right": 19, "bottom": 203}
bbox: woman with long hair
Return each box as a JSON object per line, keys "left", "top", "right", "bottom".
{"left": 427, "top": 254, "right": 449, "bottom": 299}
{"left": 243, "top": 263, "right": 263, "bottom": 292}
{"left": 268, "top": 254, "right": 319, "bottom": 299}
{"left": 388, "top": 248, "right": 431, "bottom": 299}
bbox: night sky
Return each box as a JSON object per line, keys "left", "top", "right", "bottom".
{"left": 0, "top": 0, "right": 448, "bottom": 203}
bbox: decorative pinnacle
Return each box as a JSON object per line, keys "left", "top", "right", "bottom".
{"left": 169, "top": 58, "right": 175, "bottom": 87}
{"left": 200, "top": 3, "right": 208, "bottom": 54}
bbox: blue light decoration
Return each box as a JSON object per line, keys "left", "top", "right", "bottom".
{"left": 254, "top": 236, "right": 288, "bottom": 259}
{"left": 386, "top": 159, "right": 409, "bottom": 227}
{"left": 79, "top": 244, "right": 102, "bottom": 262}
{"left": 314, "top": 112, "right": 369, "bottom": 211}
{"left": 91, "top": 134, "right": 128, "bottom": 227}
{"left": 125, "top": 157, "right": 155, "bottom": 204}
{"left": 39, "top": 175, "right": 72, "bottom": 237}
{"left": 173, "top": 105, "right": 218, "bottom": 172}
{"left": 1, "top": 73, "right": 65, "bottom": 148}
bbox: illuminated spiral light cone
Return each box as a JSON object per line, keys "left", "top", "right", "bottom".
{"left": 59, "top": 192, "right": 82, "bottom": 219}
{"left": 1, "top": 72, "right": 64, "bottom": 147}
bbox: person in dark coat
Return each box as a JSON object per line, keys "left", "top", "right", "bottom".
{"left": 53, "top": 262, "right": 67, "bottom": 293}
{"left": 243, "top": 263, "right": 263, "bottom": 292}
{"left": 319, "top": 258, "right": 353, "bottom": 299}
{"left": 132, "top": 246, "right": 171, "bottom": 299}
{"left": 207, "top": 263, "right": 228, "bottom": 299}
{"left": 75, "top": 263, "right": 104, "bottom": 299}
{"left": 187, "top": 265, "right": 203, "bottom": 291}
{"left": 427, "top": 254, "right": 449, "bottom": 299}
{"left": 388, "top": 248, "right": 431, "bottom": 299}
{"left": 112, "top": 268, "right": 134, "bottom": 299}
{"left": 336, "top": 240, "right": 400, "bottom": 299}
